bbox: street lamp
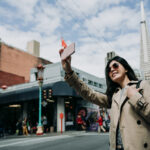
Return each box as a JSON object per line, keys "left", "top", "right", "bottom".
{"left": 36, "top": 64, "right": 45, "bottom": 135}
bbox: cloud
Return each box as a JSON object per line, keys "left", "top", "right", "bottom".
{"left": 56, "top": 0, "right": 127, "bottom": 20}
{"left": 0, "top": 0, "right": 149, "bottom": 78}
{"left": 83, "top": 6, "right": 140, "bottom": 38}
{"left": 4, "top": 0, "right": 38, "bottom": 21}
{"left": 0, "top": 25, "right": 41, "bottom": 49}
{"left": 32, "top": 1, "right": 61, "bottom": 35}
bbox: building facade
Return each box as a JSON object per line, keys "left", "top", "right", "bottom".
{"left": 0, "top": 71, "right": 25, "bottom": 87}
{"left": 140, "top": 1, "right": 150, "bottom": 81}
{"left": 0, "top": 62, "right": 106, "bottom": 134}
{"left": 105, "top": 51, "right": 117, "bottom": 66}
{"left": 0, "top": 41, "right": 52, "bottom": 82}
{"left": 27, "top": 40, "right": 40, "bottom": 57}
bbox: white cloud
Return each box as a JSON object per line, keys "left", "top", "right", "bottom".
{"left": 0, "top": 25, "right": 41, "bottom": 49}
{"left": 113, "top": 33, "right": 140, "bottom": 49}
{"left": 33, "top": 1, "right": 61, "bottom": 35}
{"left": 0, "top": 0, "right": 149, "bottom": 78}
{"left": 5, "top": 0, "right": 38, "bottom": 21}
{"left": 83, "top": 6, "right": 140, "bottom": 38}
{"left": 56, "top": 0, "right": 127, "bottom": 20}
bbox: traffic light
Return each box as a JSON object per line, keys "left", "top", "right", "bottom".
{"left": 42, "top": 89, "right": 47, "bottom": 100}
{"left": 48, "top": 89, "right": 53, "bottom": 98}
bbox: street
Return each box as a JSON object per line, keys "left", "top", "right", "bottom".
{"left": 0, "top": 132, "right": 109, "bottom": 150}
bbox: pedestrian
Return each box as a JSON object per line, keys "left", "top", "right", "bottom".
{"left": 16, "top": 119, "right": 22, "bottom": 135}
{"left": 97, "top": 115, "right": 106, "bottom": 133}
{"left": 59, "top": 51, "right": 150, "bottom": 150}
{"left": 22, "top": 118, "right": 28, "bottom": 136}
{"left": 0, "top": 120, "right": 4, "bottom": 137}
{"left": 42, "top": 115, "right": 47, "bottom": 133}
{"left": 104, "top": 111, "right": 110, "bottom": 132}
{"left": 76, "top": 114, "right": 83, "bottom": 131}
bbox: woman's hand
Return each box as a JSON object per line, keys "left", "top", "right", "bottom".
{"left": 59, "top": 49, "right": 73, "bottom": 73}
{"left": 127, "top": 86, "right": 141, "bottom": 99}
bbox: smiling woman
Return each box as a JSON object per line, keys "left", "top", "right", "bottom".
{"left": 59, "top": 50, "right": 150, "bottom": 150}
{"left": 105, "top": 56, "right": 138, "bottom": 104}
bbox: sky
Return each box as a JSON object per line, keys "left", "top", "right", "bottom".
{"left": 0, "top": 0, "right": 150, "bottom": 78}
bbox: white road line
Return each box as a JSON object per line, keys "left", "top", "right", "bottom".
{"left": 0, "top": 138, "right": 27, "bottom": 144}
{"left": 0, "top": 132, "right": 109, "bottom": 148}
{"left": 83, "top": 133, "right": 109, "bottom": 136}
{"left": 0, "top": 135, "right": 70, "bottom": 148}
{"left": 71, "top": 132, "right": 109, "bottom": 136}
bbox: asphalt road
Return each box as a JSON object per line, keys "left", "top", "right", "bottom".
{"left": 0, "top": 132, "right": 109, "bottom": 150}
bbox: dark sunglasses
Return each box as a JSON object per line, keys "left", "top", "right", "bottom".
{"left": 108, "top": 63, "right": 119, "bottom": 73}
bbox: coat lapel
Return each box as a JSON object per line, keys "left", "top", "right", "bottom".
{"left": 120, "top": 87, "right": 127, "bottom": 106}
{"left": 113, "top": 81, "right": 139, "bottom": 108}
{"left": 113, "top": 88, "right": 121, "bottom": 107}
{"left": 113, "top": 87, "right": 127, "bottom": 108}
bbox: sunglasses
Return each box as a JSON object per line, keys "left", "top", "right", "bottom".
{"left": 108, "top": 63, "right": 119, "bottom": 73}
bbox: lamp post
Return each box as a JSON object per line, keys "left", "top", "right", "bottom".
{"left": 36, "top": 64, "right": 45, "bottom": 135}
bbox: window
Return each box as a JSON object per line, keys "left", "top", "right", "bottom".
{"left": 88, "top": 80, "right": 93, "bottom": 85}
{"left": 30, "top": 74, "right": 36, "bottom": 82}
{"left": 35, "top": 72, "right": 38, "bottom": 80}
{"left": 145, "top": 75, "right": 150, "bottom": 80}
{"left": 61, "top": 70, "right": 65, "bottom": 77}
{"left": 83, "top": 78, "right": 87, "bottom": 82}
{"left": 99, "top": 83, "right": 103, "bottom": 88}
{"left": 94, "top": 82, "right": 98, "bottom": 87}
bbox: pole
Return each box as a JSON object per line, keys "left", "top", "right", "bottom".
{"left": 61, "top": 118, "right": 62, "bottom": 134}
{"left": 36, "top": 82, "right": 43, "bottom": 135}
{"left": 60, "top": 112, "right": 63, "bottom": 134}
{"left": 38, "top": 85, "right": 42, "bottom": 126}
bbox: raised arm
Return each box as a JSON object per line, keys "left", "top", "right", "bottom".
{"left": 59, "top": 49, "right": 110, "bottom": 108}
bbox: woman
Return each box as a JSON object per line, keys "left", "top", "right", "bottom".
{"left": 59, "top": 50, "right": 150, "bottom": 150}
{"left": 97, "top": 114, "right": 106, "bottom": 133}
{"left": 76, "top": 114, "right": 83, "bottom": 131}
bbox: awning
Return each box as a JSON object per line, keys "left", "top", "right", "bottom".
{"left": 0, "top": 81, "right": 80, "bottom": 105}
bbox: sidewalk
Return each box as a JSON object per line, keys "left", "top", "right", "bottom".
{"left": 0, "top": 131, "right": 87, "bottom": 139}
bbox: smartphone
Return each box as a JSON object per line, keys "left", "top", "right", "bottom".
{"left": 61, "top": 43, "right": 75, "bottom": 60}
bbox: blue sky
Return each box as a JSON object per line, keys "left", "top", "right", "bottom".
{"left": 0, "top": 0, "right": 150, "bottom": 77}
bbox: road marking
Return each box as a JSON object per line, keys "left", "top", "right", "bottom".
{"left": 71, "top": 132, "right": 109, "bottom": 136}
{"left": 0, "top": 138, "right": 27, "bottom": 144}
{"left": 0, "top": 132, "right": 109, "bottom": 148}
{"left": 0, "top": 135, "right": 70, "bottom": 148}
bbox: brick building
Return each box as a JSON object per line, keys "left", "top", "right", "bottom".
{"left": 0, "top": 70, "right": 25, "bottom": 87}
{"left": 0, "top": 41, "right": 52, "bottom": 83}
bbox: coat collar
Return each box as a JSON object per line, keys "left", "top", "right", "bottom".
{"left": 113, "top": 80, "right": 139, "bottom": 106}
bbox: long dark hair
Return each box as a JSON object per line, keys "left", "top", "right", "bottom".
{"left": 105, "top": 56, "right": 138, "bottom": 105}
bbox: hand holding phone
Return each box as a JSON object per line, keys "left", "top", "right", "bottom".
{"left": 60, "top": 43, "right": 75, "bottom": 60}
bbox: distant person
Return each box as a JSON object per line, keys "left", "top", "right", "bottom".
{"left": 0, "top": 121, "right": 4, "bottom": 137}
{"left": 76, "top": 114, "right": 83, "bottom": 131}
{"left": 22, "top": 118, "right": 28, "bottom": 136}
{"left": 16, "top": 120, "right": 22, "bottom": 135}
{"left": 97, "top": 115, "right": 106, "bottom": 133}
{"left": 42, "top": 115, "right": 47, "bottom": 133}
{"left": 59, "top": 50, "right": 150, "bottom": 150}
{"left": 104, "top": 111, "right": 110, "bottom": 132}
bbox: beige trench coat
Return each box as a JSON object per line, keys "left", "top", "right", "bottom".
{"left": 65, "top": 72, "right": 150, "bottom": 150}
